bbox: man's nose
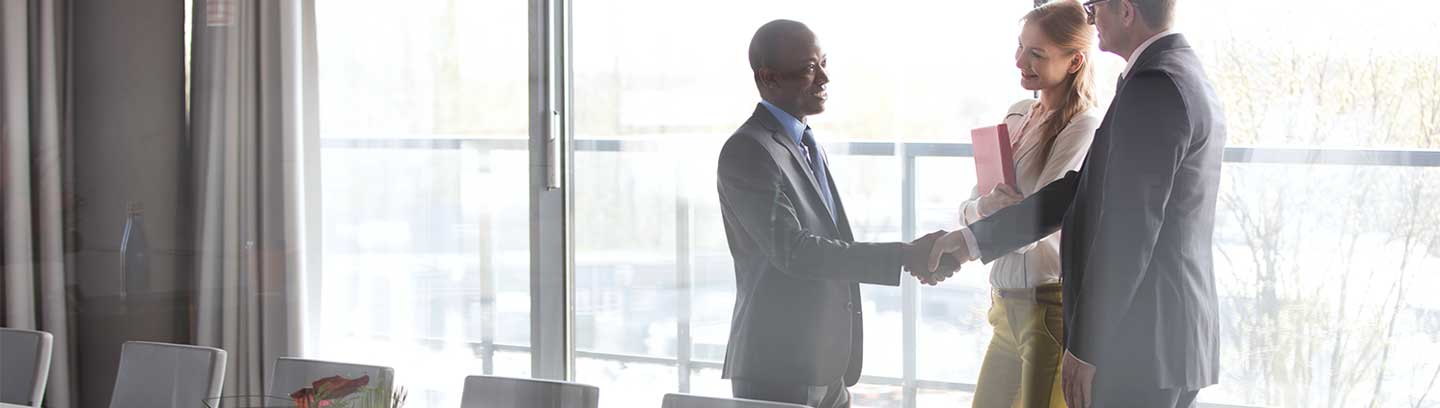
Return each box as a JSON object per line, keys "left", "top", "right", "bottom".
{"left": 815, "top": 65, "right": 830, "bottom": 85}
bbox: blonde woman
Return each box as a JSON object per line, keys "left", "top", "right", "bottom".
{"left": 964, "top": 1, "right": 1100, "bottom": 407}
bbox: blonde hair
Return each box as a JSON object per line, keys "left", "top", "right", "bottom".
{"left": 1022, "top": 0, "right": 1098, "bottom": 161}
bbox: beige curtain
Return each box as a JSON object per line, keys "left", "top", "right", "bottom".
{"left": 1, "top": 1, "right": 78, "bottom": 407}
{"left": 191, "top": 0, "right": 319, "bottom": 397}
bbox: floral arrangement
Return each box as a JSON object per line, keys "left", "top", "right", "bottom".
{"left": 289, "top": 375, "right": 406, "bottom": 408}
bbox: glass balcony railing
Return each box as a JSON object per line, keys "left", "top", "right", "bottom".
{"left": 314, "top": 136, "right": 1440, "bottom": 408}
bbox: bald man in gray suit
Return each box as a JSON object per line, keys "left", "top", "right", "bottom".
{"left": 716, "top": 20, "right": 957, "bottom": 408}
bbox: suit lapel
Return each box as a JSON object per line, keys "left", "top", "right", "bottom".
{"left": 770, "top": 131, "right": 826, "bottom": 198}
{"left": 750, "top": 104, "right": 839, "bottom": 230}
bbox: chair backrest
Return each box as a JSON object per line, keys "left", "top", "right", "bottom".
{"left": 0, "top": 328, "right": 53, "bottom": 407}
{"left": 661, "top": 393, "right": 810, "bottom": 408}
{"left": 460, "top": 375, "right": 599, "bottom": 408}
{"left": 107, "top": 341, "right": 226, "bottom": 408}
{"left": 266, "top": 357, "right": 394, "bottom": 399}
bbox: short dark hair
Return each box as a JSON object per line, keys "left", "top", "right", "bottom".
{"left": 748, "top": 19, "right": 811, "bottom": 73}
{"left": 1130, "top": 0, "right": 1176, "bottom": 29}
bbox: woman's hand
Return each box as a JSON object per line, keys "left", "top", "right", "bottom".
{"left": 977, "top": 184, "right": 1023, "bottom": 218}
{"left": 926, "top": 229, "right": 974, "bottom": 278}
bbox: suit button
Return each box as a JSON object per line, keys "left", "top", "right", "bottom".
{"left": 846, "top": 302, "right": 856, "bottom": 313}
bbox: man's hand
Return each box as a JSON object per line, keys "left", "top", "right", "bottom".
{"left": 1062, "top": 350, "right": 1096, "bottom": 408}
{"left": 904, "top": 230, "right": 957, "bottom": 285}
{"left": 926, "top": 229, "right": 974, "bottom": 276}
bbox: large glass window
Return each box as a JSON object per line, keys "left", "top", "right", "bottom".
{"left": 301, "top": 0, "right": 1440, "bottom": 407}
{"left": 570, "top": 1, "right": 1041, "bottom": 406}
{"left": 1174, "top": 1, "right": 1440, "bottom": 406}
{"left": 569, "top": 1, "right": 1440, "bottom": 408}
{"left": 310, "top": 1, "right": 531, "bottom": 407}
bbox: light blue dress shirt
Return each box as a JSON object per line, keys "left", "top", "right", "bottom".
{"left": 759, "top": 100, "right": 808, "bottom": 145}
{"left": 759, "top": 100, "right": 836, "bottom": 223}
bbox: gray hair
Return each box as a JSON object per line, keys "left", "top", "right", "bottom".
{"left": 1130, "top": 0, "right": 1177, "bottom": 29}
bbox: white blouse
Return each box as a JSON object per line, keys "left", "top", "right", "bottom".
{"left": 960, "top": 99, "right": 1100, "bottom": 289}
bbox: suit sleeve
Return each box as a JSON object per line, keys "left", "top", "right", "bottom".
{"left": 717, "top": 136, "right": 905, "bottom": 286}
{"left": 966, "top": 171, "right": 1078, "bottom": 264}
{"left": 1066, "top": 72, "right": 1191, "bottom": 362}
{"left": 1011, "top": 114, "right": 1099, "bottom": 255}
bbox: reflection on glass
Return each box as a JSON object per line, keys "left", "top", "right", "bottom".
{"left": 834, "top": 154, "right": 906, "bottom": 380}
{"left": 914, "top": 157, "right": 994, "bottom": 384}
{"left": 851, "top": 383, "right": 904, "bottom": 408}
{"left": 689, "top": 368, "right": 734, "bottom": 400}
{"left": 573, "top": 149, "right": 681, "bottom": 359}
{"left": 311, "top": 1, "right": 529, "bottom": 407}
{"left": 494, "top": 351, "right": 532, "bottom": 379}
{"left": 916, "top": 388, "right": 974, "bottom": 407}
{"left": 575, "top": 358, "right": 678, "bottom": 407}
{"left": 1202, "top": 164, "right": 1440, "bottom": 407}
{"left": 916, "top": 282, "right": 991, "bottom": 384}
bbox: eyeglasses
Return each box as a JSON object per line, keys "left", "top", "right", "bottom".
{"left": 1081, "top": 0, "right": 1111, "bottom": 25}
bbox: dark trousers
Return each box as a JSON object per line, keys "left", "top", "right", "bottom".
{"left": 1090, "top": 374, "right": 1200, "bottom": 408}
{"left": 732, "top": 377, "right": 850, "bottom": 408}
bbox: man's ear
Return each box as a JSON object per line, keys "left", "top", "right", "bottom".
{"left": 756, "top": 68, "right": 776, "bottom": 88}
{"left": 1120, "top": 0, "right": 1138, "bottom": 27}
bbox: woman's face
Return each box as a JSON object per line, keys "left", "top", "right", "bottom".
{"left": 1015, "top": 21, "right": 1078, "bottom": 93}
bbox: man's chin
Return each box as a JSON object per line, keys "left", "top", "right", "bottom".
{"left": 806, "top": 104, "right": 826, "bottom": 116}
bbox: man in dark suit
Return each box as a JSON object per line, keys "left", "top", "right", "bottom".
{"left": 927, "top": 0, "right": 1226, "bottom": 406}
{"left": 716, "top": 19, "right": 956, "bottom": 408}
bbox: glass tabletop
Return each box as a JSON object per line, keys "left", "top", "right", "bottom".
{"left": 203, "top": 395, "right": 295, "bottom": 408}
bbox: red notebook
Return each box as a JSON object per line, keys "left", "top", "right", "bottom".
{"left": 971, "top": 123, "right": 1017, "bottom": 195}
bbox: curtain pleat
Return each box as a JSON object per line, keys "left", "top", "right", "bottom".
{"left": 191, "top": 0, "right": 317, "bottom": 398}
{"left": 1, "top": 1, "right": 78, "bottom": 407}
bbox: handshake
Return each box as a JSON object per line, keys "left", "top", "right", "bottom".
{"left": 903, "top": 230, "right": 974, "bottom": 285}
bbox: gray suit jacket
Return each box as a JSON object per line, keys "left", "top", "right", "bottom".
{"left": 967, "top": 34, "right": 1225, "bottom": 390}
{"left": 716, "top": 104, "right": 906, "bottom": 387}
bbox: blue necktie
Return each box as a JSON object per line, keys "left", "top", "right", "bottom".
{"left": 801, "top": 127, "right": 837, "bottom": 223}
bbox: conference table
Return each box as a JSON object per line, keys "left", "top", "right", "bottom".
{"left": 0, "top": 399, "right": 295, "bottom": 408}
{"left": 204, "top": 395, "right": 295, "bottom": 408}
